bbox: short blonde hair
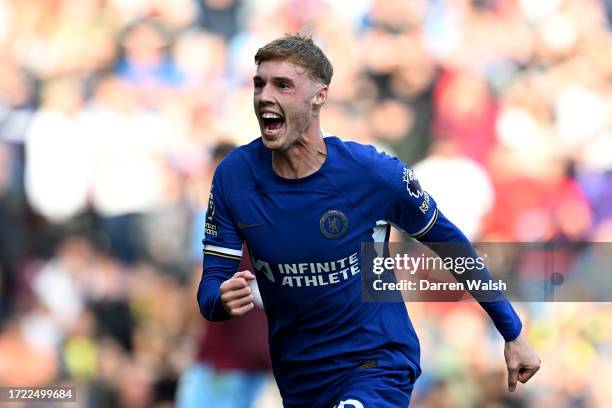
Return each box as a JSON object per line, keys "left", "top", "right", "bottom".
{"left": 254, "top": 33, "right": 333, "bottom": 85}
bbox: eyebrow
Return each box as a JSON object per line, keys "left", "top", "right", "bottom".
{"left": 253, "top": 75, "right": 295, "bottom": 85}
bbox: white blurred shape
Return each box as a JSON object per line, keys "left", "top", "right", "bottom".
{"left": 539, "top": 13, "right": 578, "bottom": 52}
{"left": 0, "top": 0, "right": 10, "bottom": 42}
{"left": 81, "top": 106, "right": 170, "bottom": 216}
{"left": 24, "top": 110, "right": 92, "bottom": 221}
{"left": 496, "top": 107, "right": 559, "bottom": 177}
{"left": 555, "top": 84, "right": 606, "bottom": 146}
{"left": 32, "top": 260, "right": 84, "bottom": 326}
{"left": 21, "top": 311, "right": 63, "bottom": 352}
{"left": 519, "top": 0, "right": 564, "bottom": 22}
{"left": 328, "top": 0, "right": 373, "bottom": 25}
{"left": 496, "top": 107, "right": 539, "bottom": 149}
{"left": 413, "top": 156, "right": 494, "bottom": 239}
{"left": 583, "top": 130, "right": 612, "bottom": 171}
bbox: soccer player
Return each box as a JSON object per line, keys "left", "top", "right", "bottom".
{"left": 198, "top": 34, "right": 540, "bottom": 408}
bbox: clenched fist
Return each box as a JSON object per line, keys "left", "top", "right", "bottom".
{"left": 220, "top": 270, "right": 256, "bottom": 317}
{"left": 505, "top": 333, "right": 541, "bottom": 392}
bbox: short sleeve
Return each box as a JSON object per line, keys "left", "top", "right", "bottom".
{"left": 379, "top": 154, "right": 439, "bottom": 239}
{"left": 202, "top": 163, "right": 244, "bottom": 260}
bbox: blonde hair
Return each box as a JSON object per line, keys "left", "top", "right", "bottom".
{"left": 254, "top": 33, "right": 333, "bottom": 85}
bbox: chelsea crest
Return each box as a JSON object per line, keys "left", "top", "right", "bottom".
{"left": 320, "top": 210, "right": 349, "bottom": 239}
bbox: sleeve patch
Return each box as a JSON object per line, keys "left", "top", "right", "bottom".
{"left": 205, "top": 191, "right": 218, "bottom": 237}
{"left": 402, "top": 168, "right": 424, "bottom": 199}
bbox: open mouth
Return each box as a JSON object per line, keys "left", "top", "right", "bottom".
{"left": 261, "top": 112, "right": 285, "bottom": 136}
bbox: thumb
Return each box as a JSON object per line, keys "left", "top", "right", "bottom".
{"left": 508, "top": 367, "right": 518, "bottom": 392}
{"left": 234, "top": 270, "right": 256, "bottom": 281}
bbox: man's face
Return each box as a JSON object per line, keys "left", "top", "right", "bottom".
{"left": 253, "top": 59, "right": 326, "bottom": 151}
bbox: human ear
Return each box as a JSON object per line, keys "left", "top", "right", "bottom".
{"left": 312, "top": 85, "right": 328, "bottom": 110}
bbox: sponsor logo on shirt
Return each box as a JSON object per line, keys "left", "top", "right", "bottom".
{"left": 252, "top": 252, "right": 360, "bottom": 287}
{"left": 205, "top": 223, "right": 217, "bottom": 237}
{"left": 419, "top": 192, "right": 430, "bottom": 214}
{"left": 205, "top": 191, "right": 218, "bottom": 236}
{"left": 206, "top": 191, "right": 215, "bottom": 221}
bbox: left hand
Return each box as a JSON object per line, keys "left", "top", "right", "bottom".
{"left": 504, "top": 332, "right": 541, "bottom": 392}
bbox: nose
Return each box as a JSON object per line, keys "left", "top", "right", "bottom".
{"left": 257, "top": 83, "right": 275, "bottom": 105}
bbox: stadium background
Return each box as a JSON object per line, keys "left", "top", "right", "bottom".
{"left": 1, "top": 0, "right": 612, "bottom": 406}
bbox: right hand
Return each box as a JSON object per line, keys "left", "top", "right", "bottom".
{"left": 220, "top": 270, "right": 256, "bottom": 317}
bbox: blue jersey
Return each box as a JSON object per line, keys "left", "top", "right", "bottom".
{"left": 198, "top": 136, "right": 521, "bottom": 406}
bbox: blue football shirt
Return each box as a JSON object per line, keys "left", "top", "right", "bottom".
{"left": 199, "top": 136, "right": 521, "bottom": 406}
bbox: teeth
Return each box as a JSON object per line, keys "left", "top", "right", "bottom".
{"left": 262, "top": 112, "right": 282, "bottom": 119}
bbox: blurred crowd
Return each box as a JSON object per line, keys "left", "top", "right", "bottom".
{"left": 1, "top": 0, "right": 612, "bottom": 407}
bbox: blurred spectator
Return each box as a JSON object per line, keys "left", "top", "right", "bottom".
{"left": 194, "top": 0, "right": 241, "bottom": 40}
{"left": 173, "top": 29, "right": 227, "bottom": 92}
{"left": 0, "top": 51, "right": 36, "bottom": 145}
{"left": 139, "top": 161, "right": 193, "bottom": 280}
{"left": 432, "top": 70, "right": 498, "bottom": 163}
{"left": 82, "top": 72, "right": 172, "bottom": 263}
{"left": 31, "top": 236, "right": 92, "bottom": 330}
{"left": 24, "top": 77, "right": 91, "bottom": 222}
{"left": 116, "top": 18, "right": 184, "bottom": 89}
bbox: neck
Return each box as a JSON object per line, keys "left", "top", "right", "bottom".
{"left": 271, "top": 127, "right": 327, "bottom": 179}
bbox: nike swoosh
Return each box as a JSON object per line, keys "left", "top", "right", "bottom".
{"left": 238, "top": 222, "right": 263, "bottom": 229}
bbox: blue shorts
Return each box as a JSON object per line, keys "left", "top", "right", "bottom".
{"left": 329, "top": 368, "right": 415, "bottom": 408}
{"left": 282, "top": 350, "right": 419, "bottom": 408}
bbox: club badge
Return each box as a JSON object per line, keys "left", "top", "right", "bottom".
{"left": 320, "top": 210, "right": 349, "bottom": 239}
